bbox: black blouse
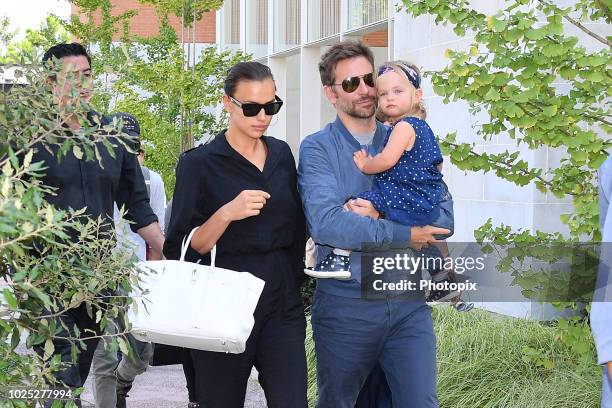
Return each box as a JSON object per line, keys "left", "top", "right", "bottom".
{"left": 163, "top": 131, "right": 307, "bottom": 314}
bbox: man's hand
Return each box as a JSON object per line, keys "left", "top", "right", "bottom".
{"left": 148, "top": 246, "right": 164, "bottom": 261}
{"left": 345, "top": 198, "right": 380, "bottom": 219}
{"left": 137, "top": 222, "right": 165, "bottom": 257}
{"left": 608, "top": 361, "right": 612, "bottom": 378}
{"left": 409, "top": 226, "right": 450, "bottom": 250}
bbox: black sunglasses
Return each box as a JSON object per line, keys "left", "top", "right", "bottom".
{"left": 332, "top": 72, "right": 375, "bottom": 93}
{"left": 229, "top": 95, "right": 284, "bottom": 117}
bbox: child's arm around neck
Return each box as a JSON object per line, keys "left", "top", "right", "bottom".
{"left": 353, "top": 121, "right": 415, "bottom": 174}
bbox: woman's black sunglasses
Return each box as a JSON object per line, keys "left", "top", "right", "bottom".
{"left": 333, "top": 72, "right": 375, "bottom": 93}
{"left": 229, "top": 95, "right": 284, "bottom": 117}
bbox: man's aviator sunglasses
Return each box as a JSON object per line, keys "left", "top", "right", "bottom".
{"left": 332, "top": 72, "right": 375, "bottom": 93}
{"left": 229, "top": 95, "right": 284, "bottom": 117}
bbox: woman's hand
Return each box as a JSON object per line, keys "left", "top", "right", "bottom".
{"left": 353, "top": 149, "right": 371, "bottom": 172}
{"left": 220, "top": 190, "right": 271, "bottom": 222}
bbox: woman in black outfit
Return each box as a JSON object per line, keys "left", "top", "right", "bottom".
{"left": 163, "top": 62, "right": 308, "bottom": 408}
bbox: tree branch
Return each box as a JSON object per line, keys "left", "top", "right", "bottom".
{"left": 584, "top": 114, "right": 612, "bottom": 127}
{"left": 444, "top": 140, "right": 558, "bottom": 192}
{"left": 562, "top": 13, "right": 611, "bottom": 47}
{"left": 535, "top": 0, "right": 611, "bottom": 47}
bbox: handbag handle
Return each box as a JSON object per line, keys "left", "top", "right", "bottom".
{"left": 179, "top": 226, "right": 217, "bottom": 269}
{"left": 180, "top": 227, "right": 200, "bottom": 262}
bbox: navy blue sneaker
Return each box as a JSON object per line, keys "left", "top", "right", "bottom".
{"left": 453, "top": 301, "right": 474, "bottom": 312}
{"left": 304, "top": 251, "right": 351, "bottom": 279}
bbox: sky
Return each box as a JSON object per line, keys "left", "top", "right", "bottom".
{"left": 0, "top": 0, "right": 70, "bottom": 39}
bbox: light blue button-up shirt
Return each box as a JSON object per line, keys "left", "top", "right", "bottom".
{"left": 591, "top": 155, "right": 612, "bottom": 366}
{"left": 297, "top": 117, "right": 412, "bottom": 298}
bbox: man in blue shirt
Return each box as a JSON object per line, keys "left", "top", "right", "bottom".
{"left": 591, "top": 155, "right": 612, "bottom": 408}
{"left": 298, "top": 41, "right": 447, "bottom": 407}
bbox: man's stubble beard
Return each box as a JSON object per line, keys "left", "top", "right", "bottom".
{"left": 337, "top": 96, "right": 376, "bottom": 119}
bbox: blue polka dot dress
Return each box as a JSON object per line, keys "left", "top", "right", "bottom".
{"left": 358, "top": 116, "right": 444, "bottom": 226}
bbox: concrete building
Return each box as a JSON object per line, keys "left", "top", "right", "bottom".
{"left": 214, "top": 0, "right": 611, "bottom": 319}
{"left": 71, "top": 0, "right": 216, "bottom": 44}
{"left": 70, "top": 0, "right": 609, "bottom": 318}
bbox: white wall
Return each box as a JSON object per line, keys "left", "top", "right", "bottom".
{"left": 218, "top": 0, "right": 611, "bottom": 319}
{"left": 393, "top": 0, "right": 611, "bottom": 318}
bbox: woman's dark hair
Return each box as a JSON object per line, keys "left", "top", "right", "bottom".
{"left": 319, "top": 41, "right": 375, "bottom": 87}
{"left": 42, "top": 42, "right": 92, "bottom": 67}
{"left": 224, "top": 61, "right": 275, "bottom": 97}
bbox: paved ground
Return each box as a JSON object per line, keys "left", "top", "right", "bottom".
{"left": 16, "top": 342, "right": 267, "bottom": 408}
{"left": 80, "top": 365, "right": 267, "bottom": 408}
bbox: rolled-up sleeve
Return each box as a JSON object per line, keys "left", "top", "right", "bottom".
{"left": 115, "top": 149, "right": 157, "bottom": 232}
{"left": 297, "top": 137, "right": 410, "bottom": 251}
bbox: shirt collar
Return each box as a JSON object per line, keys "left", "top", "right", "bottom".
{"left": 206, "top": 129, "right": 234, "bottom": 157}
{"left": 332, "top": 116, "right": 387, "bottom": 151}
{"left": 206, "top": 129, "right": 282, "bottom": 171}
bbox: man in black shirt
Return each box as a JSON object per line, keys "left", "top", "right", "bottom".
{"left": 34, "top": 43, "right": 165, "bottom": 405}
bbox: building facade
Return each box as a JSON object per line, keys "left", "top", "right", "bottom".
{"left": 215, "top": 0, "right": 611, "bottom": 319}
{"left": 71, "top": 0, "right": 216, "bottom": 44}
{"left": 69, "top": 0, "right": 608, "bottom": 319}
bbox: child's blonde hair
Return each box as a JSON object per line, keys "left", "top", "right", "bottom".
{"left": 376, "top": 60, "right": 427, "bottom": 120}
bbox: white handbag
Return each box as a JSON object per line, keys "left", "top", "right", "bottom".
{"left": 128, "top": 227, "right": 266, "bottom": 354}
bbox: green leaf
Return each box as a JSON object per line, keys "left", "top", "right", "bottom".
{"left": 548, "top": 22, "right": 563, "bottom": 36}
{"left": 484, "top": 87, "right": 501, "bottom": 101}
{"left": 542, "top": 105, "right": 558, "bottom": 117}
{"left": 10, "top": 326, "right": 20, "bottom": 350}
{"left": 585, "top": 71, "right": 604, "bottom": 82}
{"left": 73, "top": 145, "right": 84, "bottom": 160}
{"left": 2, "top": 288, "right": 17, "bottom": 309}
{"left": 455, "top": 65, "right": 470, "bottom": 77}
{"left": 30, "top": 287, "right": 52, "bottom": 307}
{"left": 505, "top": 28, "right": 523, "bottom": 42}
{"left": 491, "top": 17, "right": 508, "bottom": 32}
{"left": 117, "top": 336, "right": 131, "bottom": 357}
{"left": 525, "top": 28, "right": 546, "bottom": 40}
{"left": 43, "top": 338, "right": 55, "bottom": 361}
{"left": 559, "top": 67, "right": 578, "bottom": 80}
{"left": 542, "top": 44, "right": 565, "bottom": 57}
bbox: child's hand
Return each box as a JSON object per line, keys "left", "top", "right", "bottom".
{"left": 353, "top": 149, "right": 371, "bottom": 171}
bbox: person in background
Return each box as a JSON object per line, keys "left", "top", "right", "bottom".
{"left": 91, "top": 113, "right": 167, "bottom": 408}
{"left": 591, "top": 154, "right": 612, "bottom": 408}
{"left": 161, "top": 197, "right": 199, "bottom": 407}
{"left": 34, "top": 43, "right": 164, "bottom": 408}
{"left": 164, "top": 198, "right": 173, "bottom": 236}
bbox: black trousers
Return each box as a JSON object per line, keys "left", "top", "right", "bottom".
{"left": 190, "top": 310, "right": 308, "bottom": 408}
{"left": 182, "top": 347, "right": 197, "bottom": 402}
{"left": 36, "top": 302, "right": 103, "bottom": 408}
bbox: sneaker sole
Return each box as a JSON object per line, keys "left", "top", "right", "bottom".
{"left": 304, "top": 269, "right": 351, "bottom": 280}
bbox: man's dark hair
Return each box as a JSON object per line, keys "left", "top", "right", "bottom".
{"left": 42, "top": 42, "right": 92, "bottom": 68}
{"left": 318, "top": 41, "right": 375, "bottom": 87}
{"left": 224, "top": 61, "right": 274, "bottom": 97}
